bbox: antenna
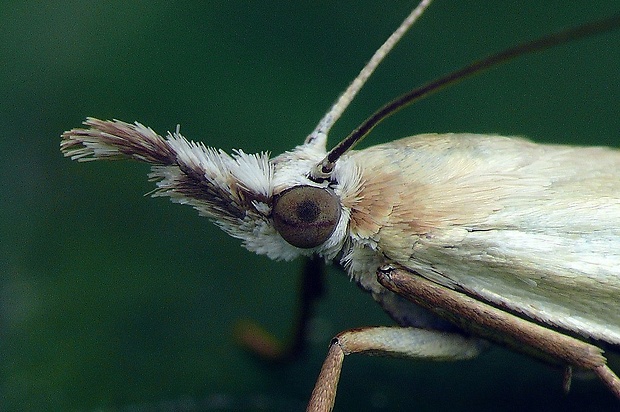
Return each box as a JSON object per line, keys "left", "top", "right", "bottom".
{"left": 309, "top": 12, "right": 620, "bottom": 182}
{"left": 304, "top": 0, "right": 433, "bottom": 149}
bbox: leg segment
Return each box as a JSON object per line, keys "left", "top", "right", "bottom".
{"left": 236, "top": 257, "right": 325, "bottom": 362}
{"left": 377, "top": 264, "right": 620, "bottom": 400}
{"left": 307, "top": 326, "right": 484, "bottom": 412}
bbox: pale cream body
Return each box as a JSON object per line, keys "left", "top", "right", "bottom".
{"left": 339, "top": 133, "right": 620, "bottom": 345}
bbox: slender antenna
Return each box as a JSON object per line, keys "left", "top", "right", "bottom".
{"left": 311, "top": 12, "right": 620, "bottom": 181}
{"left": 304, "top": 0, "right": 433, "bottom": 148}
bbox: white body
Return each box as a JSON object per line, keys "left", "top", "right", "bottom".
{"left": 338, "top": 133, "right": 620, "bottom": 346}
{"left": 61, "top": 120, "right": 620, "bottom": 348}
{"left": 60, "top": 2, "right": 620, "bottom": 406}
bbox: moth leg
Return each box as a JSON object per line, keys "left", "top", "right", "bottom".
{"left": 307, "top": 326, "right": 484, "bottom": 412}
{"left": 377, "top": 264, "right": 620, "bottom": 399}
{"left": 595, "top": 364, "right": 620, "bottom": 399}
{"left": 235, "top": 256, "right": 325, "bottom": 362}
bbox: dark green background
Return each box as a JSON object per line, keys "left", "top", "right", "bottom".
{"left": 2, "top": 1, "right": 619, "bottom": 411}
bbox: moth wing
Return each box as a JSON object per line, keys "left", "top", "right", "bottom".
{"left": 359, "top": 134, "right": 620, "bottom": 346}
{"left": 407, "top": 223, "right": 620, "bottom": 346}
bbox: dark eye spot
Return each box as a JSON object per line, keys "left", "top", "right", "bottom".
{"left": 272, "top": 186, "right": 341, "bottom": 248}
{"left": 296, "top": 200, "right": 320, "bottom": 222}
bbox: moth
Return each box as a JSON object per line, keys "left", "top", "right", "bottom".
{"left": 61, "top": 1, "right": 620, "bottom": 410}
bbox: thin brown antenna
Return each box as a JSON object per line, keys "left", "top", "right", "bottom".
{"left": 310, "top": 13, "right": 620, "bottom": 182}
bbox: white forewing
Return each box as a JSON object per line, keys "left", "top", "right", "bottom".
{"left": 344, "top": 133, "right": 620, "bottom": 345}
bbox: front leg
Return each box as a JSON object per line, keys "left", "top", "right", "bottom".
{"left": 236, "top": 256, "right": 325, "bottom": 362}
{"left": 307, "top": 326, "right": 484, "bottom": 412}
{"left": 376, "top": 264, "right": 620, "bottom": 399}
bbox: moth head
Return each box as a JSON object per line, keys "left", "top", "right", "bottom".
{"left": 61, "top": 118, "right": 358, "bottom": 262}
{"left": 235, "top": 139, "right": 357, "bottom": 261}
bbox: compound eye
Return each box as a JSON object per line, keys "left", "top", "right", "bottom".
{"left": 272, "top": 186, "right": 341, "bottom": 248}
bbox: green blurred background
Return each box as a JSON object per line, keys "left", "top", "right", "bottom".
{"left": 1, "top": 1, "right": 619, "bottom": 411}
